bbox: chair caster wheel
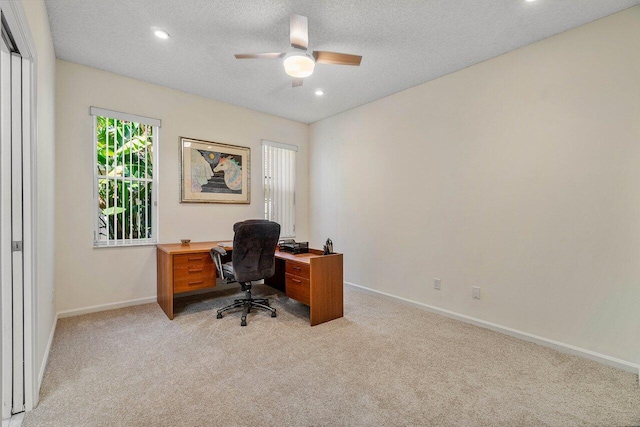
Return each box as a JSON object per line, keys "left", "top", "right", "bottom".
{"left": 216, "top": 313, "right": 223, "bottom": 319}
{"left": 271, "top": 311, "right": 277, "bottom": 318}
{"left": 241, "top": 320, "right": 247, "bottom": 326}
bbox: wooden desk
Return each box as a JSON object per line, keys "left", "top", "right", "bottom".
{"left": 156, "top": 241, "right": 343, "bottom": 326}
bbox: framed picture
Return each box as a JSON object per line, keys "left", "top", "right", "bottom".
{"left": 180, "top": 137, "right": 250, "bottom": 204}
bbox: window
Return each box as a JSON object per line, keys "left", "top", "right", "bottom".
{"left": 262, "top": 140, "right": 297, "bottom": 238}
{"left": 91, "top": 107, "right": 160, "bottom": 246}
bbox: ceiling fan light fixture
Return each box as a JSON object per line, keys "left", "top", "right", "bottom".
{"left": 283, "top": 53, "right": 315, "bottom": 78}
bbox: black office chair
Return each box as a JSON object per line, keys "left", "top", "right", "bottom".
{"left": 210, "top": 219, "right": 280, "bottom": 326}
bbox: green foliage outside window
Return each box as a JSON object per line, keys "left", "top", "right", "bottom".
{"left": 96, "top": 116, "right": 153, "bottom": 241}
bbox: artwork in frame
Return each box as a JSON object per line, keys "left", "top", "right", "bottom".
{"left": 180, "top": 137, "right": 250, "bottom": 204}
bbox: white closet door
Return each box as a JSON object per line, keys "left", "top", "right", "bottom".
{"left": 10, "top": 51, "right": 24, "bottom": 414}
{"left": 0, "top": 31, "right": 14, "bottom": 421}
{"left": 0, "top": 33, "right": 25, "bottom": 419}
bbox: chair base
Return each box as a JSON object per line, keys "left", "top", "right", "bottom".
{"left": 216, "top": 286, "right": 276, "bottom": 326}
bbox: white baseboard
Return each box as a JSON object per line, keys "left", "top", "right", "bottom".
{"left": 38, "top": 316, "right": 57, "bottom": 391}
{"left": 1, "top": 412, "right": 24, "bottom": 427}
{"left": 8, "top": 413, "right": 24, "bottom": 427}
{"left": 346, "top": 282, "right": 640, "bottom": 375}
{"left": 56, "top": 296, "right": 156, "bottom": 319}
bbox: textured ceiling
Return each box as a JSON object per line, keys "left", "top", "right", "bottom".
{"left": 45, "top": 0, "right": 638, "bottom": 124}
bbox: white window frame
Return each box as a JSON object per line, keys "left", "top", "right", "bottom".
{"left": 262, "top": 140, "right": 297, "bottom": 238}
{"left": 91, "top": 107, "right": 160, "bottom": 247}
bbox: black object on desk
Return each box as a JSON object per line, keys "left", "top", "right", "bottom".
{"left": 323, "top": 238, "right": 333, "bottom": 255}
{"left": 279, "top": 240, "right": 309, "bottom": 254}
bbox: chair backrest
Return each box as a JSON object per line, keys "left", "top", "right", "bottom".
{"left": 231, "top": 219, "right": 281, "bottom": 283}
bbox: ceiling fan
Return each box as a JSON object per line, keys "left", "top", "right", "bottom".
{"left": 234, "top": 14, "right": 362, "bottom": 87}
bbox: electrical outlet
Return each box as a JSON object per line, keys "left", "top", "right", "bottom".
{"left": 434, "top": 278, "right": 441, "bottom": 290}
{"left": 472, "top": 286, "right": 481, "bottom": 299}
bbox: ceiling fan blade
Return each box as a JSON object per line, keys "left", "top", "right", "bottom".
{"left": 313, "top": 51, "right": 362, "bottom": 66}
{"left": 292, "top": 78, "right": 303, "bottom": 87}
{"left": 290, "top": 14, "right": 308, "bottom": 50}
{"left": 234, "top": 53, "right": 286, "bottom": 59}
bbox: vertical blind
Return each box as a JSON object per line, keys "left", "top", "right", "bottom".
{"left": 263, "top": 140, "right": 297, "bottom": 238}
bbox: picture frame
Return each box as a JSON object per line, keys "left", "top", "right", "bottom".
{"left": 180, "top": 137, "right": 251, "bottom": 204}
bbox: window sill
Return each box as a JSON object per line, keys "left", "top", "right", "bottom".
{"left": 93, "top": 241, "right": 158, "bottom": 249}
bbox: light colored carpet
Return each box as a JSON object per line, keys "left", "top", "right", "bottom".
{"left": 23, "top": 285, "right": 640, "bottom": 427}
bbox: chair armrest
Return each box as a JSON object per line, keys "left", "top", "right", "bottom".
{"left": 210, "top": 246, "right": 227, "bottom": 256}
{"left": 210, "top": 247, "right": 227, "bottom": 284}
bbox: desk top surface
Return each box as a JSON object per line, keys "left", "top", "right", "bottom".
{"left": 157, "top": 241, "right": 338, "bottom": 265}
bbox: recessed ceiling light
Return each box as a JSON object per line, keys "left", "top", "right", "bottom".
{"left": 154, "top": 29, "right": 170, "bottom": 39}
{"left": 525, "top": 0, "right": 536, "bottom": 2}
{"left": 315, "top": 90, "right": 324, "bottom": 96}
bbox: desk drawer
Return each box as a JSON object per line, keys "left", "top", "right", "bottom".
{"left": 173, "top": 263, "right": 215, "bottom": 281}
{"left": 174, "top": 276, "right": 215, "bottom": 293}
{"left": 173, "top": 253, "right": 212, "bottom": 267}
{"left": 285, "top": 261, "right": 310, "bottom": 279}
{"left": 285, "top": 273, "right": 310, "bottom": 306}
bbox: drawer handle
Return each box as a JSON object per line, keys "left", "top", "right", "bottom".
{"left": 293, "top": 266, "right": 301, "bottom": 271}
{"left": 188, "top": 280, "right": 204, "bottom": 286}
{"left": 188, "top": 257, "right": 203, "bottom": 261}
{"left": 291, "top": 278, "right": 302, "bottom": 284}
{"left": 188, "top": 268, "right": 203, "bottom": 273}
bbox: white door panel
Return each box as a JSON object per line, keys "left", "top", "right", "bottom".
{"left": 0, "top": 33, "right": 13, "bottom": 421}
{"left": 20, "top": 53, "right": 33, "bottom": 414}
{"left": 0, "top": 26, "right": 25, "bottom": 418}
{"left": 0, "top": 2, "right": 36, "bottom": 416}
{"left": 10, "top": 52, "right": 23, "bottom": 414}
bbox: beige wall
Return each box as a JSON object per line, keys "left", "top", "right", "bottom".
{"left": 309, "top": 7, "right": 640, "bottom": 365}
{"left": 55, "top": 60, "right": 309, "bottom": 313}
{"left": 22, "top": 0, "right": 57, "bottom": 388}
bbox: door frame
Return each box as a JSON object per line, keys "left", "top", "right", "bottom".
{"left": 0, "top": 0, "right": 38, "bottom": 413}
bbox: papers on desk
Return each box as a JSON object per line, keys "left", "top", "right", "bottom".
{"left": 218, "top": 241, "right": 233, "bottom": 247}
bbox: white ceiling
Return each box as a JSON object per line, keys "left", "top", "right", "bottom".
{"left": 44, "top": 0, "right": 638, "bottom": 124}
